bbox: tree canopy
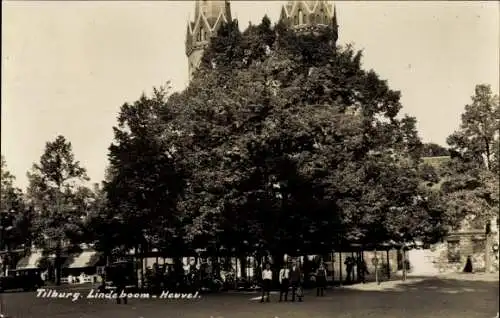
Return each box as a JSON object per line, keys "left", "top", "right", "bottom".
{"left": 129, "top": 18, "right": 445, "bottom": 256}
{"left": 441, "top": 84, "right": 499, "bottom": 231}
{"left": 1, "top": 156, "right": 29, "bottom": 251}
{"left": 27, "top": 135, "right": 91, "bottom": 253}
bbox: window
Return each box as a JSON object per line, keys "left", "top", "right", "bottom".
{"left": 196, "top": 31, "right": 201, "bottom": 42}
{"left": 294, "top": 15, "right": 298, "bottom": 25}
{"left": 303, "top": 14, "right": 307, "bottom": 24}
{"left": 472, "top": 238, "right": 486, "bottom": 254}
{"left": 316, "top": 14, "right": 320, "bottom": 24}
{"left": 298, "top": 10, "right": 303, "bottom": 24}
{"left": 447, "top": 240, "right": 461, "bottom": 263}
{"left": 311, "top": 15, "right": 315, "bottom": 23}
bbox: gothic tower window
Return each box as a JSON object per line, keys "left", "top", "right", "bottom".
{"left": 196, "top": 30, "right": 201, "bottom": 42}
{"left": 303, "top": 14, "right": 307, "bottom": 24}
{"left": 320, "top": 9, "right": 324, "bottom": 24}
{"left": 294, "top": 15, "right": 298, "bottom": 25}
{"left": 298, "top": 10, "right": 303, "bottom": 24}
{"left": 316, "top": 14, "right": 320, "bottom": 24}
{"left": 311, "top": 14, "right": 315, "bottom": 24}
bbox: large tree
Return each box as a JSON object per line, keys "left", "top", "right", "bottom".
{"left": 443, "top": 84, "right": 499, "bottom": 225}
{"left": 442, "top": 84, "right": 499, "bottom": 271}
{"left": 163, "top": 17, "right": 443, "bottom": 260}
{"left": 105, "top": 84, "right": 188, "bottom": 258}
{"left": 27, "top": 135, "right": 90, "bottom": 284}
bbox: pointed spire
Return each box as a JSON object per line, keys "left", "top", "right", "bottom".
{"left": 186, "top": 1, "right": 233, "bottom": 81}
{"left": 332, "top": 4, "right": 338, "bottom": 28}
{"left": 225, "top": 0, "right": 232, "bottom": 22}
{"left": 332, "top": 3, "right": 339, "bottom": 42}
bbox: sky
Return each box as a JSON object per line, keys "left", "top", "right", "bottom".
{"left": 2, "top": 1, "right": 499, "bottom": 190}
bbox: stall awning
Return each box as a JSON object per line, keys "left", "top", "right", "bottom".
{"left": 65, "top": 251, "right": 101, "bottom": 269}
{"left": 16, "top": 251, "right": 44, "bottom": 270}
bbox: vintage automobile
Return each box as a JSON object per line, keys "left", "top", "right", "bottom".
{"left": 0, "top": 269, "right": 44, "bottom": 292}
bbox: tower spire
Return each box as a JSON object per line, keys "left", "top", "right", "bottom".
{"left": 332, "top": 4, "right": 338, "bottom": 43}
{"left": 186, "top": 1, "right": 232, "bottom": 81}
{"left": 279, "top": 1, "right": 339, "bottom": 45}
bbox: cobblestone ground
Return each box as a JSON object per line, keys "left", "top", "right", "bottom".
{"left": 0, "top": 274, "right": 498, "bottom": 318}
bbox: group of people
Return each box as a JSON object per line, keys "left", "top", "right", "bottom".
{"left": 260, "top": 261, "right": 329, "bottom": 303}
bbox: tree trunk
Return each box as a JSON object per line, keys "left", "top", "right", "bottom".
{"left": 271, "top": 250, "right": 284, "bottom": 287}
{"left": 485, "top": 233, "right": 491, "bottom": 273}
{"left": 239, "top": 255, "right": 247, "bottom": 279}
{"left": 55, "top": 247, "right": 61, "bottom": 286}
{"left": 386, "top": 250, "right": 391, "bottom": 279}
{"left": 401, "top": 247, "right": 407, "bottom": 281}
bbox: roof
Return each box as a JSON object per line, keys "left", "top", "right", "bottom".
{"left": 16, "top": 251, "right": 44, "bottom": 270}
{"left": 64, "top": 250, "right": 101, "bottom": 269}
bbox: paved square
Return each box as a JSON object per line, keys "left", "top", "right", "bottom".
{"left": 1, "top": 274, "right": 498, "bottom": 318}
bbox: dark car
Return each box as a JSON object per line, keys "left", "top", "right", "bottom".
{"left": 0, "top": 270, "right": 44, "bottom": 292}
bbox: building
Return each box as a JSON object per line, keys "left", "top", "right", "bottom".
{"left": 185, "top": 0, "right": 338, "bottom": 80}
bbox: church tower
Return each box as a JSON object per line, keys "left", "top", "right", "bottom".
{"left": 279, "top": 1, "right": 338, "bottom": 44}
{"left": 185, "top": 0, "right": 232, "bottom": 81}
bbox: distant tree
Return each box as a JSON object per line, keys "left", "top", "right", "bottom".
{"left": 1, "top": 156, "right": 27, "bottom": 272}
{"left": 1, "top": 157, "right": 34, "bottom": 249}
{"left": 27, "top": 135, "right": 90, "bottom": 284}
{"left": 447, "top": 84, "right": 499, "bottom": 171}
{"left": 1, "top": 156, "right": 23, "bottom": 217}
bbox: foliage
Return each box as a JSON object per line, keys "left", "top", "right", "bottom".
{"left": 421, "top": 142, "right": 449, "bottom": 158}
{"left": 161, "top": 17, "right": 445, "bottom": 254}
{"left": 26, "top": 135, "right": 90, "bottom": 251}
{"left": 105, "top": 83, "right": 188, "bottom": 254}
{"left": 442, "top": 84, "right": 500, "bottom": 230}
{"left": 97, "top": 17, "right": 453, "bottom": 258}
{"left": 447, "top": 84, "right": 499, "bottom": 172}
{"left": 1, "top": 156, "right": 31, "bottom": 250}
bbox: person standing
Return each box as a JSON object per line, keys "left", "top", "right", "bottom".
{"left": 344, "top": 257, "right": 354, "bottom": 283}
{"left": 260, "top": 263, "right": 273, "bottom": 303}
{"left": 357, "top": 258, "right": 369, "bottom": 284}
{"left": 279, "top": 264, "right": 290, "bottom": 302}
{"left": 315, "top": 263, "right": 327, "bottom": 297}
{"left": 289, "top": 261, "right": 303, "bottom": 302}
{"left": 463, "top": 255, "right": 473, "bottom": 273}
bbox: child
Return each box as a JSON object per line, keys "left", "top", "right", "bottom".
{"left": 260, "top": 263, "right": 273, "bottom": 303}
